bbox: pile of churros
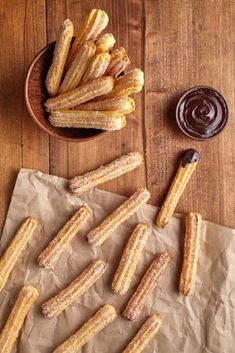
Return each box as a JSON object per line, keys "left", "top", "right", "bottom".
{"left": 44, "top": 9, "right": 144, "bottom": 132}
{"left": 0, "top": 148, "right": 201, "bottom": 353}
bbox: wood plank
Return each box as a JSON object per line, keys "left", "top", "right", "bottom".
{"left": 0, "top": 1, "right": 26, "bottom": 231}
{"left": 65, "top": 0, "right": 146, "bottom": 196}
{"left": 45, "top": 0, "right": 69, "bottom": 178}
{"left": 144, "top": 0, "right": 235, "bottom": 227}
{"left": 22, "top": 1, "right": 49, "bottom": 172}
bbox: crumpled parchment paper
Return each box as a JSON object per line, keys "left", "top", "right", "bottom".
{"left": 0, "top": 168, "right": 234, "bottom": 353}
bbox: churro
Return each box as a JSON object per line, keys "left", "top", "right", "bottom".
{"left": 82, "top": 52, "right": 111, "bottom": 83}
{"left": 49, "top": 110, "right": 126, "bottom": 130}
{"left": 0, "top": 217, "right": 37, "bottom": 292}
{"left": 112, "top": 223, "right": 150, "bottom": 295}
{"left": 102, "top": 69, "right": 144, "bottom": 99}
{"left": 45, "top": 76, "right": 114, "bottom": 111}
{"left": 59, "top": 40, "right": 96, "bottom": 94}
{"left": 66, "top": 9, "right": 109, "bottom": 69}
{"left": 123, "top": 252, "right": 170, "bottom": 321}
{"left": 42, "top": 258, "right": 107, "bottom": 318}
{"left": 74, "top": 96, "right": 135, "bottom": 114}
{"left": 122, "top": 315, "right": 161, "bottom": 353}
{"left": 38, "top": 207, "right": 89, "bottom": 269}
{"left": 95, "top": 33, "right": 116, "bottom": 53}
{"left": 156, "top": 149, "right": 199, "bottom": 228}
{"left": 0, "top": 285, "right": 38, "bottom": 353}
{"left": 70, "top": 152, "right": 143, "bottom": 195}
{"left": 87, "top": 187, "right": 150, "bottom": 246}
{"left": 179, "top": 212, "right": 202, "bottom": 295}
{"left": 106, "top": 47, "right": 130, "bottom": 78}
{"left": 46, "top": 19, "right": 74, "bottom": 96}
{"left": 53, "top": 304, "right": 116, "bottom": 353}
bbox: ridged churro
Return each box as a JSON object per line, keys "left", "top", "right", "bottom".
{"left": 75, "top": 97, "right": 135, "bottom": 115}
{"left": 102, "top": 69, "right": 144, "bottom": 99}
{"left": 106, "top": 47, "right": 130, "bottom": 78}
{"left": 112, "top": 223, "right": 150, "bottom": 295}
{"left": 42, "top": 258, "right": 107, "bottom": 318}
{"left": 49, "top": 110, "right": 126, "bottom": 130}
{"left": 0, "top": 285, "right": 38, "bottom": 353}
{"left": 87, "top": 187, "right": 150, "bottom": 246}
{"left": 53, "top": 304, "right": 116, "bottom": 353}
{"left": 59, "top": 40, "right": 96, "bottom": 93}
{"left": 122, "top": 315, "right": 162, "bottom": 353}
{"left": 0, "top": 217, "right": 37, "bottom": 292}
{"left": 123, "top": 252, "right": 170, "bottom": 321}
{"left": 95, "top": 33, "right": 116, "bottom": 53}
{"left": 45, "top": 76, "right": 114, "bottom": 111}
{"left": 156, "top": 149, "right": 199, "bottom": 228}
{"left": 74, "top": 96, "right": 135, "bottom": 114}
{"left": 70, "top": 152, "right": 143, "bottom": 195}
{"left": 38, "top": 207, "right": 89, "bottom": 269}
{"left": 46, "top": 19, "right": 74, "bottom": 96}
{"left": 179, "top": 212, "right": 202, "bottom": 295}
{"left": 82, "top": 52, "right": 111, "bottom": 83}
{"left": 66, "top": 9, "right": 109, "bottom": 69}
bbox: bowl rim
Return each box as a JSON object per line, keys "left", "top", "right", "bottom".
{"left": 24, "top": 41, "right": 107, "bottom": 142}
{"left": 175, "top": 85, "right": 229, "bottom": 141}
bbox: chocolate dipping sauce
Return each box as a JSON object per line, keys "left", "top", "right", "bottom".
{"left": 176, "top": 87, "right": 228, "bottom": 140}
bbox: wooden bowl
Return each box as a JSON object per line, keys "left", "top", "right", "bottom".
{"left": 25, "top": 41, "right": 106, "bottom": 142}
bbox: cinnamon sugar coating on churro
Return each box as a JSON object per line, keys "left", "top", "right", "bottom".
{"left": 49, "top": 110, "right": 126, "bottom": 130}
{"left": 112, "top": 223, "right": 150, "bottom": 295}
{"left": 52, "top": 304, "right": 116, "bottom": 353}
{"left": 179, "top": 212, "right": 202, "bottom": 295}
{"left": 0, "top": 285, "right": 38, "bottom": 353}
{"left": 38, "top": 207, "right": 89, "bottom": 268}
{"left": 42, "top": 258, "right": 107, "bottom": 318}
{"left": 70, "top": 152, "right": 143, "bottom": 195}
{"left": 46, "top": 19, "right": 74, "bottom": 96}
{"left": 122, "top": 315, "right": 162, "bottom": 353}
{"left": 87, "top": 187, "right": 150, "bottom": 246}
{"left": 45, "top": 77, "right": 114, "bottom": 111}
{"left": 0, "top": 217, "right": 37, "bottom": 292}
{"left": 123, "top": 252, "right": 170, "bottom": 321}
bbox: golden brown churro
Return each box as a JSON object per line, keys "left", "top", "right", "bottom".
{"left": 66, "top": 9, "right": 109, "bottom": 69}
{"left": 70, "top": 152, "right": 143, "bottom": 195}
{"left": 123, "top": 252, "right": 170, "bottom": 321}
{"left": 0, "top": 217, "right": 37, "bottom": 292}
{"left": 87, "top": 187, "right": 150, "bottom": 246}
{"left": 75, "top": 96, "right": 135, "bottom": 114}
{"left": 122, "top": 315, "right": 162, "bottom": 353}
{"left": 42, "top": 259, "right": 107, "bottom": 318}
{"left": 45, "top": 76, "right": 114, "bottom": 111}
{"left": 82, "top": 52, "right": 111, "bottom": 83}
{"left": 102, "top": 69, "right": 144, "bottom": 99}
{"left": 179, "top": 212, "right": 202, "bottom": 295}
{"left": 59, "top": 40, "right": 96, "bottom": 94}
{"left": 106, "top": 47, "right": 130, "bottom": 78}
{"left": 95, "top": 33, "right": 116, "bottom": 53}
{"left": 38, "top": 207, "right": 90, "bottom": 269}
{"left": 0, "top": 285, "right": 38, "bottom": 353}
{"left": 53, "top": 304, "right": 117, "bottom": 353}
{"left": 112, "top": 223, "right": 150, "bottom": 295}
{"left": 46, "top": 19, "right": 74, "bottom": 96}
{"left": 49, "top": 110, "right": 126, "bottom": 130}
{"left": 156, "top": 149, "right": 199, "bottom": 228}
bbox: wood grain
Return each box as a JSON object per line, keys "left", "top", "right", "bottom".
{"left": 0, "top": 0, "right": 234, "bottom": 231}
{"left": 144, "top": 0, "right": 235, "bottom": 227}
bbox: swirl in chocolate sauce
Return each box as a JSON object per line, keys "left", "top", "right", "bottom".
{"left": 176, "top": 87, "right": 228, "bottom": 140}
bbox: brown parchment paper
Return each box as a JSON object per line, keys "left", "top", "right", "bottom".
{"left": 0, "top": 168, "right": 234, "bottom": 353}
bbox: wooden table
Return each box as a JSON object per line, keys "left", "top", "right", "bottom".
{"left": 0, "top": 0, "right": 234, "bottom": 231}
